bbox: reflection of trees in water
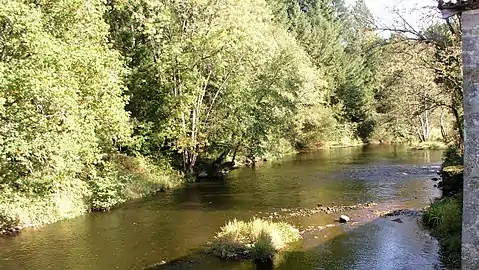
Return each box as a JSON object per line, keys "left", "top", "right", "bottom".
{"left": 0, "top": 146, "right": 444, "bottom": 270}
{"left": 170, "top": 146, "right": 441, "bottom": 214}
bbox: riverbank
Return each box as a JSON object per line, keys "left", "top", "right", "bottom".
{"left": 0, "top": 143, "right": 438, "bottom": 237}
{"left": 0, "top": 143, "right": 325, "bottom": 236}
{"left": 0, "top": 145, "right": 444, "bottom": 269}
{"left": 423, "top": 193, "right": 462, "bottom": 269}
{"left": 0, "top": 144, "right": 331, "bottom": 236}
{"left": 408, "top": 141, "right": 447, "bottom": 150}
{"left": 422, "top": 143, "right": 463, "bottom": 269}
{"left": 0, "top": 155, "right": 184, "bottom": 236}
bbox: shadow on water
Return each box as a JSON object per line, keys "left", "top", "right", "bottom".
{"left": 150, "top": 214, "right": 444, "bottom": 270}
{"left": 0, "top": 145, "right": 445, "bottom": 270}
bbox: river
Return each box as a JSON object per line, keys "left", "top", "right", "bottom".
{"left": 0, "top": 145, "right": 445, "bottom": 270}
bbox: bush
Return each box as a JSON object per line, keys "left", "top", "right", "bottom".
{"left": 423, "top": 194, "right": 462, "bottom": 268}
{"left": 89, "top": 171, "right": 127, "bottom": 211}
{"left": 0, "top": 154, "right": 184, "bottom": 234}
{"left": 0, "top": 178, "right": 90, "bottom": 234}
{"left": 211, "top": 218, "right": 301, "bottom": 261}
{"left": 443, "top": 144, "right": 463, "bottom": 167}
{"left": 0, "top": 207, "right": 19, "bottom": 235}
{"left": 89, "top": 154, "right": 183, "bottom": 211}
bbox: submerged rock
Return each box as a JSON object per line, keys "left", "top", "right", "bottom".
{"left": 391, "top": 218, "right": 403, "bottom": 223}
{"left": 339, "top": 215, "right": 350, "bottom": 223}
{"left": 382, "top": 209, "right": 421, "bottom": 217}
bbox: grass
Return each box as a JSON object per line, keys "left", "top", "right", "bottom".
{"left": 423, "top": 194, "right": 462, "bottom": 269}
{"left": 211, "top": 218, "right": 301, "bottom": 261}
{"left": 409, "top": 141, "right": 447, "bottom": 150}
{"left": 0, "top": 154, "right": 184, "bottom": 235}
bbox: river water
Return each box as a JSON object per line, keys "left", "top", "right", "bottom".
{"left": 0, "top": 145, "right": 445, "bottom": 270}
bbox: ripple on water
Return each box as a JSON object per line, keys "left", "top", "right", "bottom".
{"left": 0, "top": 146, "right": 444, "bottom": 270}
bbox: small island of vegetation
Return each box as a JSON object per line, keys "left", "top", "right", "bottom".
{"left": 211, "top": 218, "right": 301, "bottom": 261}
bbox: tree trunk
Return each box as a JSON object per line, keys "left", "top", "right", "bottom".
{"left": 214, "top": 149, "right": 230, "bottom": 165}
{"left": 418, "top": 114, "right": 429, "bottom": 142}
{"left": 440, "top": 109, "right": 447, "bottom": 142}
{"left": 231, "top": 144, "right": 240, "bottom": 164}
{"left": 424, "top": 109, "right": 430, "bottom": 141}
{"left": 451, "top": 105, "right": 464, "bottom": 144}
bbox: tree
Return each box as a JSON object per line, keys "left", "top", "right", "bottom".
{"left": 107, "top": 0, "right": 328, "bottom": 171}
{"left": 0, "top": 0, "right": 130, "bottom": 194}
{"left": 373, "top": 12, "right": 463, "bottom": 144}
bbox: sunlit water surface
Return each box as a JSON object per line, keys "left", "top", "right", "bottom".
{"left": 0, "top": 145, "right": 445, "bottom": 270}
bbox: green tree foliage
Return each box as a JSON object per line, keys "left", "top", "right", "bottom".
{"left": 0, "top": 0, "right": 130, "bottom": 191}
{"left": 373, "top": 16, "right": 462, "bottom": 145}
{"left": 0, "top": 0, "right": 460, "bottom": 231}
{"left": 375, "top": 40, "right": 444, "bottom": 142}
{"left": 0, "top": 0, "right": 173, "bottom": 230}
{"left": 267, "top": 0, "right": 382, "bottom": 142}
{"left": 107, "top": 0, "right": 341, "bottom": 169}
{"left": 424, "top": 20, "right": 463, "bottom": 144}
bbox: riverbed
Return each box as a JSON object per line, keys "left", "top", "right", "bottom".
{"left": 0, "top": 145, "right": 444, "bottom": 269}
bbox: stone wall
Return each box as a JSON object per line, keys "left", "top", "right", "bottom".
{"left": 461, "top": 9, "right": 479, "bottom": 270}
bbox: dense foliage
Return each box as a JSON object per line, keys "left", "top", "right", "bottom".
{"left": 0, "top": 0, "right": 463, "bottom": 231}
{"left": 0, "top": 0, "right": 180, "bottom": 232}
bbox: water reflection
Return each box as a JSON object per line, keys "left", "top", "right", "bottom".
{"left": 0, "top": 146, "right": 443, "bottom": 270}
{"left": 269, "top": 217, "right": 442, "bottom": 270}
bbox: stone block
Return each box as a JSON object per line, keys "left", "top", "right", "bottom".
{"left": 462, "top": 8, "right": 479, "bottom": 270}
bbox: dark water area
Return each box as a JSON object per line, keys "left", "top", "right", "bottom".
{"left": 0, "top": 145, "right": 445, "bottom": 269}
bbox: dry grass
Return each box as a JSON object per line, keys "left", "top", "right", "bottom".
{"left": 211, "top": 218, "right": 301, "bottom": 261}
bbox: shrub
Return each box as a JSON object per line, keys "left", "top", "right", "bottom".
{"left": 0, "top": 178, "right": 90, "bottom": 234}
{"left": 0, "top": 206, "right": 20, "bottom": 235}
{"left": 443, "top": 144, "right": 463, "bottom": 167}
{"left": 211, "top": 218, "right": 301, "bottom": 261}
{"left": 423, "top": 194, "right": 462, "bottom": 268}
{"left": 89, "top": 170, "right": 128, "bottom": 211}
{"left": 0, "top": 154, "right": 184, "bottom": 234}
{"left": 89, "top": 154, "right": 183, "bottom": 211}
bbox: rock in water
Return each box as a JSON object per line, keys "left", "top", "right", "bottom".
{"left": 339, "top": 215, "right": 350, "bottom": 223}
{"left": 431, "top": 177, "right": 439, "bottom": 181}
{"left": 197, "top": 171, "right": 208, "bottom": 178}
{"left": 391, "top": 218, "right": 403, "bottom": 223}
